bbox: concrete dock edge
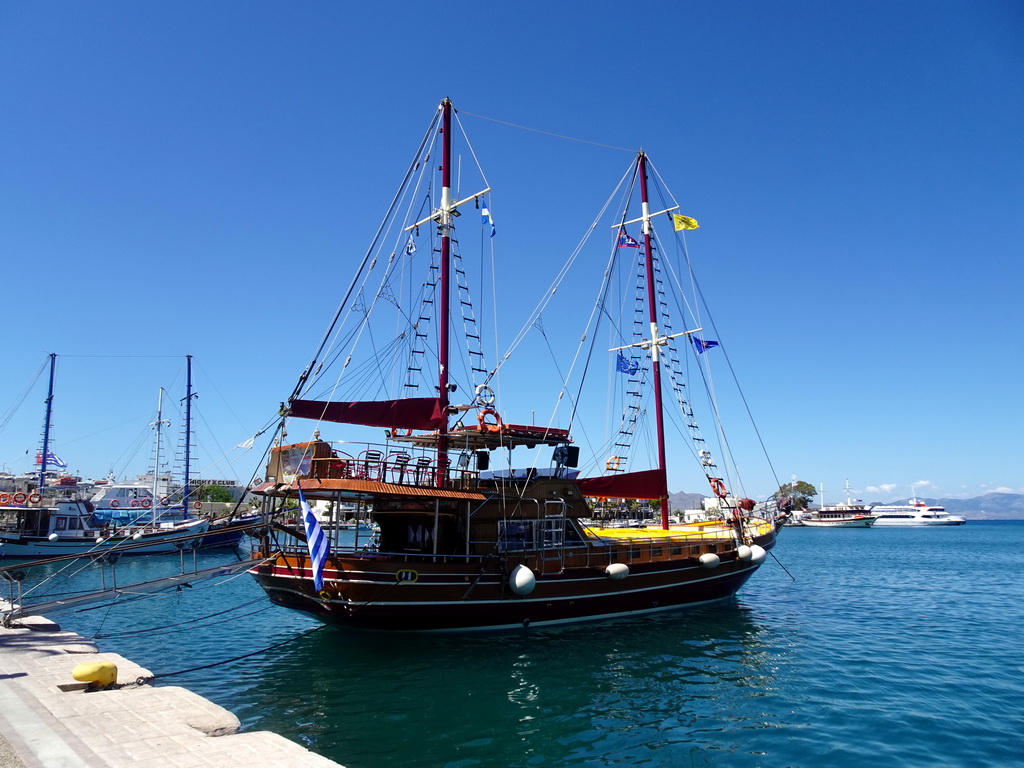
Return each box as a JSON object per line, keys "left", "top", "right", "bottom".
{"left": 0, "top": 607, "right": 343, "bottom": 767}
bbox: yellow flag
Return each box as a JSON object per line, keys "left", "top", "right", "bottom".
{"left": 673, "top": 214, "right": 699, "bottom": 231}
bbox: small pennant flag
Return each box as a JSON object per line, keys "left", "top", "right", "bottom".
{"left": 693, "top": 337, "right": 719, "bottom": 354}
{"left": 673, "top": 214, "right": 699, "bottom": 231}
{"left": 617, "top": 231, "right": 640, "bottom": 248}
{"left": 405, "top": 235, "right": 417, "bottom": 257}
{"left": 299, "top": 487, "right": 330, "bottom": 592}
{"left": 482, "top": 205, "right": 496, "bottom": 237}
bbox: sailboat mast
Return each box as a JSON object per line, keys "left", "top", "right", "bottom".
{"left": 436, "top": 98, "right": 453, "bottom": 483}
{"left": 182, "top": 354, "right": 193, "bottom": 513}
{"left": 151, "top": 387, "right": 168, "bottom": 524}
{"left": 37, "top": 353, "right": 56, "bottom": 491}
{"left": 638, "top": 153, "right": 671, "bottom": 530}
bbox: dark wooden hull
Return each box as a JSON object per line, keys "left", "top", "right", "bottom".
{"left": 250, "top": 529, "right": 776, "bottom": 632}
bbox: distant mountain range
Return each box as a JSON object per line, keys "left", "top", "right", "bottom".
{"left": 668, "top": 491, "right": 1024, "bottom": 520}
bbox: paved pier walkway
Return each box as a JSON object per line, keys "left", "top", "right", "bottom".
{"left": 0, "top": 611, "right": 342, "bottom": 767}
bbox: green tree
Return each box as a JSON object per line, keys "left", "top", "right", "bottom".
{"left": 196, "top": 484, "right": 234, "bottom": 503}
{"left": 772, "top": 480, "right": 816, "bottom": 511}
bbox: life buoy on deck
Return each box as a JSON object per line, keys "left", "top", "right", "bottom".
{"left": 606, "top": 456, "right": 622, "bottom": 471}
{"left": 0, "top": 493, "right": 10, "bottom": 505}
{"left": 193, "top": 501, "right": 203, "bottom": 510}
{"left": 477, "top": 408, "right": 504, "bottom": 433}
{"left": 110, "top": 499, "right": 120, "bottom": 508}
{"left": 160, "top": 497, "right": 169, "bottom": 504}
{"left": 709, "top": 477, "right": 727, "bottom": 497}
{"left": 28, "top": 492, "right": 42, "bottom": 504}
{"left": 12, "top": 492, "right": 27, "bottom": 505}
{"left": 129, "top": 499, "right": 140, "bottom": 508}
{"left": 141, "top": 498, "right": 152, "bottom": 509}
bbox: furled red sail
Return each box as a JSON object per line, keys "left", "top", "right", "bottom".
{"left": 576, "top": 469, "right": 668, "bottom": 500}
{"left": 289, "top": 397, "right": 445, "bottom": 430}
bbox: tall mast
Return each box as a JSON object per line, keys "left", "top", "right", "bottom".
{"left": 37, "top": 353, "right": 56, "bottom": 490}
{"left": 182, "top": 355, "right": 194, "bottom": 513}
{"left": 151, "top": 388, "right": 170, "bottom": 523}
{"left": 436, "top": 98, "right": 453, "bottom": 483}
{"left": 638, "top": 153, "right": 671, "bottom": 530}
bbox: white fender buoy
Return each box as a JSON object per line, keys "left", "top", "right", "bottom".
{"left": 509, "top": 564, "right": 536, "bottom": 596}
{"left": 749, "top": 544, "right": 767, "bottom": 565}
{"left": 737, "top": 545, "right": 752, "bottom": 561}
{"left": 95, "top": 537, "right": 105, "bottom": 545}
{"left": 48, "top": 533, "right": 59, "bottom": 542}
{"left": 605, "top": 562, "right": 629, "bottom": 580}
{"left": 699, "top": 553, "right": 720, "bottom": 569}
{"left": 132, "top": 532, "right": 143, "bottom": 540}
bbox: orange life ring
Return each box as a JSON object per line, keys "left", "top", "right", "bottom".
{"left": 28, "top": 492, "right": 42, "bottom": 504}
{"left": 129, "top": 499, "right": 140, "bottom": 508}
{"left": 709, "top": 477, "right": 727, "bottom": 497}
{"left": 0, "top": 493, "right": 10, "bottom": 505}
{"left": 477, "top": 408, "right": 504, "bottom": 433}
{"left": 605, "top": 456, "right": 622, "bottom": 471}
{"left": 160, "top": 497, "right": 169, "bottom": 504}
{"left": 110, "top": 499, "right": 120, "bottom": 508}
{"left": 13, "top": 492, "right": 27, "bottom": 504}
{"left": 141, "top": 498, "right": 152, "bottom": 508}
{"left": 193, "top": 501, "right": 202, "bottom": 510}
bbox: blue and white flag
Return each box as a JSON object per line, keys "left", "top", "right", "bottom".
{"left": 693, "top": 337, "right": 720, "bottom": 354}
{"left": 299, "top": 487, "right": 330, "bottom": 592}
{"left": 35, "top": 450, "right": 67, "bottom": 468}
{"left": 615, "top": 352, "right": 640, "bottom": 374}
{"left": 482, "top": 205, "right": 496, "bottom": 237}
{"left": 617, "top": 231, "right": 640, "bottom": 248}
{"left": 405, "top": 235, "right": 417, "bottom": 257}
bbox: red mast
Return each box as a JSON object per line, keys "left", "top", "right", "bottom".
{"left": 436, "top": 99, "right": 453, "bottom": 484}
{"left": 638, "top": 153, "right": 671, "bottom": 530}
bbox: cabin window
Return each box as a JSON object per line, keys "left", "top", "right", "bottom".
{"left": 651, "top": 547, "right": 662, "bottom": 558}
{"left": 55, "top": 517, "right": 68, "bottom": 531}
{"left": 498, "top": 518, "right": 565, "bottom": 552}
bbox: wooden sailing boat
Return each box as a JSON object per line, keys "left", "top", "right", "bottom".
{"left": 248, "top": 99, "right": 781, "bottom": 631}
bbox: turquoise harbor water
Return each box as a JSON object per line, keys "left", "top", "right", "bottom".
{"left": 9, "top": 521, "right": 1024, "bottom": 767}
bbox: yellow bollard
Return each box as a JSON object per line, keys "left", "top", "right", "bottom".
{"left": 71, "top": 662, "right": 118, "bottom": 688}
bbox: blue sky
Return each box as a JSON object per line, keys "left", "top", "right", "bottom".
{"left": 1, "top": 1, "right": 1021, "bottom": 503}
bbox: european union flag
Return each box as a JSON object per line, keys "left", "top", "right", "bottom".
{"left": 617, "top": 231, "right": 640, "bottom": 248}
{"left": 693, "top": 337, "right": 719, "bottom": 354}
{"left": 299, "top": 487, "right": 330, "bottom": 592}
{"left": 615, "top": 352, "right": 640, "bottom": 374}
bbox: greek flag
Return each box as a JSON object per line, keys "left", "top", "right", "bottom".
{"left": 482, "top": 205, "right": 496, "bottom": 237}
{"left": 35, "top": 450, "right": 67, "bottom": 468}
{"left": 299, "top": 487, "right": 329, "bottom": 592}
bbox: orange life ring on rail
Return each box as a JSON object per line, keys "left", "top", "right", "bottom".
{"left": 28, "top": 492, "right": 42, "bottom": 504}
{"left": 477, "top": 408, "right": 504, "bottom": 433}
{"left": 129, "top": 499, "right": 140, "bottom": 508}
{"left": 709, "top": 477, "right": 727, "bottom": 497}
{"left": 193, "top": 502, "right": 203, "bottom": 510}
{"left": 606, "top": 456, "right": 622, "bottom": 471}
{"left": 110, "top": 499, "right": 120, "bottom": 508}
{"left": 141, "top": 498, "right": 152, "bottom": 508}
{"left": 12, "top": 492, "right": 27, "bottom": 505}
{"left": 0, "top": 493, "right": 10, "bottom": 505}
{"left": 160, "top": 497, "right": 169, "bottom": 504}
